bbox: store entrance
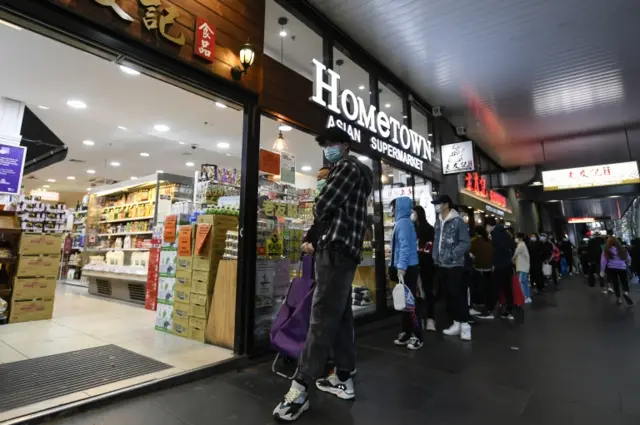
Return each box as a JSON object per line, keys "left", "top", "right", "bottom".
{"left": 0, "top": 18, "right": 246, "bottom": 422}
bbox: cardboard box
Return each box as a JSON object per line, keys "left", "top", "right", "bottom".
{"left": 173, "top": 301, "right": 190, "bottom": 319}
{"left": 188, "top": 316, "right": 206, "bottom": 343}
{"left": 176, "top": 270, "right": 192, "bottom": 288}
{"left": 189, "top": 293, "right": 210, "bottom": 319}
{"left": 155, "top": 303, "right": 174, "bottom": 332}
{"left": 16, "top": 255, "right": 60, "bottom": 278}
{"left": 159, "top": 249, "right": 177, "bottom": 277}
{"left": 197, "top": 214, "right": 239, "bottom": 226}
{"left": 172, "top": 321, "right": 189, "bottom": 337}
{"left": 191, "top": 269, "right": 213, "bottom": 295}
{"left": 13, "top": 276, "right": 57, "bottom": 300}
{"left": 10, "top": 298, "right": 54, "bottom": 323}
{"left": 173, "top": 311, "right": 190, "bottom": 329}
{"left": 157, "top": 277, "right": 176, "bottom": 305}
{"left": 20, "top": 234, "right": 63, "bottom": 255}
{"left": 174, "top": 285, "right": 191, "bottom": 304}
{"left": 176, "top": 256, "right": 193, "bottom": 272}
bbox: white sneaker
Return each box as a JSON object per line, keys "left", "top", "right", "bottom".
{"left": 426, "top": 319, "right": 437, "bottom": 332}
{"left": 442, "top": 321, "right": 461, "bottom": 336}
{"left": 273, "top": 381, "right": 309, "bottom": 421}
{"left": 460, "top": 323, "right": 472, "bottom": 341}
{"left": 469, "top": 308, "right": 482, "bottom": 316}
{"left": 316, "top": 374, "right": 355, "bottom": 400}
{"left": 525, "top": 297, "right": 532, "bottom": 304}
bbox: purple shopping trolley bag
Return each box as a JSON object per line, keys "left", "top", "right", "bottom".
{"left": 271, "top": 254, "right": 315, "bottom": 379}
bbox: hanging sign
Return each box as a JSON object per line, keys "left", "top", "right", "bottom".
{"left": 194, "top": 17, "right": 215, "bottom": 62}
{"left": 280, "top": 152, "right": 296, "bottom": 185}
{"left": 310, "top": 59, "right": 432, "bottom": 172}
{"left": 441, "top": 141, "right": 475, "bottom": 174}
{"left": 542, "top": 161, "right": 640, "bottom": 191}
{"left": 0, "top": 144, "right": 26, "bottom": 195}
{"left": 461, "top": 172, "right": 512, "bottom": 213}
{"left": 259, "top": 148, "right": 281, "bottom": 175}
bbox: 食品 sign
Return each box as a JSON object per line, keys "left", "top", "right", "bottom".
{"left": 310, "top": 59, "right": 432, "bottom": 172}
{"left": 194, "top": 17, "right": 215, "bottom": 62}
{"left": 0, "top": 144, "right": 26, "bottom": 195}
{"left": 542, "top": 161, "right": 640, "bottom": 191}
{"left": 441, "top": 141, "right": 475, "bottom": 175}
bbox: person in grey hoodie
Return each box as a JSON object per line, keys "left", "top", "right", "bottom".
{"left": 432, "top": 195, "right": 472, "bottom": 341}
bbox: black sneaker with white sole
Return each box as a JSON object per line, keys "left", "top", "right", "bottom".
{"left": 273, "top": 382, "right": 309, "bottom": 422}
{"left": 394, "top": 332, "right": 411, "bottom": 346}
{"left": 316, "top": 374, "right": 355, "bottom": 400}
{"left": 624, "top": 294, "right": 634, "bottom": 306}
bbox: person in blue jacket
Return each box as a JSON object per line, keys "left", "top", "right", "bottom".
{"left": 390, "top": 196, "right": 424, "bottom": 350}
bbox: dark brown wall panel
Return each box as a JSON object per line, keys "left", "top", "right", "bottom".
{"left": 50, "top": 0, "right": 264, "bottom": 94}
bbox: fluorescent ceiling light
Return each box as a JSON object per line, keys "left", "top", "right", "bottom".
{"left": 86, "top": 169, "right": 96, "bottom": 174}
{"left": 117, "top": 126, "right": 127, "bottom": 130}
{"left": 178, "top": 141, "right": 185, "bottom": 145}
{"left": 215, "top": 102, "right": 227, "bottom": 108}
{"left": 301, "top": 166, "right": 312, "bottom": 172}
{"left": 119, "top": 65, "right": 140, "bottom": 76}
{"left": 428, "top": 133, "right": 433, "bottom": 136}
{"left": 110, "top": 161, "right": 120, "bottom": 167}
{"left": 156, "top": 170, "right": 164, "bottom": 173}
{"left": 87, "top": 188, "right": 92, "bottom": 191}
{"left": 140, "top": 152, "right": 150, "bottom": 157}
{"left": 43, "top": 185, "right": 50, "bottom": 189}
{"left": 402, "top": 115, "right": 408, "bottom": 119}
{"left": 358, "top": 85, "right": 365, "bottom": 90}
{"left": 154, "top": 124, "right": 170, "bottom": 132}
{"left": 82, "top": 140, "right": 95, "bottom": 146}
{"left": 278, "top": 125, "right": 293, "bottom": 132}
{"left": 225, "top": 153, "right": 231, "bottom": 157}
{"left": 358, "top": 156, "right": 368, "bottom": 161}
{"left": 67, "top": 176, "right": 75, "bottom": 180}
{"left": 67, "top": 99, "right": 87, "bottom": 109}
{"left": 186, "top": 161, "right": 195, "bottom": 167}
{"left": 47, "top": 179, "right": 56, "bottom": 183}
{"left": 130, "top": 176, "right": 138, "bottom": 180}
{"left": 0, "top": 19, "right": 22, "bottom": 31}
{"left": 388, "top": 174, "right": 394, "bottom": 177}
{"left": 385, "top": 103, "right": 391, "bottom": 108}
{"left": 608, "top": 195, "right": 621, "bottom": 198}
{"left": 279, "top": 30, "right": 287, "bottom": 37}
{"left": 217, "top": 142, "right": 230, "bottom": 149}
{"left": 37, "top": 105, "right": 49, "bottom": 110}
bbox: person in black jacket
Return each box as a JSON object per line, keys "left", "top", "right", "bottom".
{"left": 301, "top": 167, "right": 330, "bottom": 254}
{"left": 413, "top": 205, "right": 436, "bottom": 331}
{"left": 477, "top": 217, "right": 515, "bottom": 320}
{"left": 587, "top": 233, "right": 606, "bottom": 288}
{"left": 529, "top": 233, "right": 545, "bottom": 293}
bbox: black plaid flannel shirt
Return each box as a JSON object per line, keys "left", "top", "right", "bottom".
{"left": 315, "top": 156, "right": 373, "bottom": 262}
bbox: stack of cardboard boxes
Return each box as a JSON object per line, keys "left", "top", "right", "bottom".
{"left": 172, "top": 214, "right": 238, "bottom": 342}
{"left": 11, "top": 233, "right": 62, "bottom": 323}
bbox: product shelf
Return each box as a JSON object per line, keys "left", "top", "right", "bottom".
{"left": 97, "top": 231, "right": 154, "bottom": 237}
{"left": 98, "top": 216, "right": 154, "bottom": 224}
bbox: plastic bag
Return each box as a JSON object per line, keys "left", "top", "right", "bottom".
{"left": 393, "top": 277, "right": 415, "bottom": 312}
{"left": 542, "top": 263, "right": 553, "bottom": 277}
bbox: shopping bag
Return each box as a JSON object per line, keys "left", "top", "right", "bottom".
{"left": 512, "top": 274, "right": 525, "bottom": 307}
{"left": 393, "top": 278, "right": 415, "bottom": 312}
{"left": 542, "top": 263, "right": 553, "bottom": 277}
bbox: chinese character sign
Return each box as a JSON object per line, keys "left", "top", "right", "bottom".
{"left": 139, "top": 0, "right": 185, "bottom": 46}
{"left": 195, "top": 18, "right": 215, "bottom": 62}
{"left": 464, "top": 172, "right": 488, "bottom": 197}
{"left": 542, "top": 161, "right": 640, "bottom": 191}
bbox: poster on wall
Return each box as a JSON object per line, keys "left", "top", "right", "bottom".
{"left": 0, "top": 143, "right": 26, "bottom": 195}
{"left": 441, "top": 141, "right": 475, "bottom": 175}
{"left": 280, "top": 152, "right": 296, "bottom": 185}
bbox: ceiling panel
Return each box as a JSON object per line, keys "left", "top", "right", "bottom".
{"left": 307, "top": 0, "right": 640, "bottom": 167}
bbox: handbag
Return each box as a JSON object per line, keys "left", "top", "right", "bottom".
{"left": 393, "top": 275, "right": 416, "bottom": 312}
{"left": 542, "top": 263, "right": 552, "bottom": 277}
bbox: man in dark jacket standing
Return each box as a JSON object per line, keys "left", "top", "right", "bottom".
{"left": 477, "top": 217, "right": 515, "bottom": 320}
{"left": 274, "top": 127, "right": 373, "bottom": 422}
{"left": 587, "top": 233, "right": 606, "bottom": 288}
{"left": 528, "top": 234, "right": 545, "bottom": 292}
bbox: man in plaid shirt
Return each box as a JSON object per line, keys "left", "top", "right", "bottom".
{"left": 274, "top": 127, "right": 373, "bottom": 422}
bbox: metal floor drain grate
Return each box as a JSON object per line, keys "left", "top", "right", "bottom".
{"left": 0, "top": 344, "right": 172, "bottom": 412}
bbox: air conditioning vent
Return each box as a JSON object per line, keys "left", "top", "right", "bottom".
{"left": 96, "top": 279, "right": 112, "bottom": 296}
{"left": 128, "top": 283, "right": 146, "bottom": 302}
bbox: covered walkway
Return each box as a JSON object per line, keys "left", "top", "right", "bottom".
{"left": 49, "top": 277, "right": 639, "bottom": 425}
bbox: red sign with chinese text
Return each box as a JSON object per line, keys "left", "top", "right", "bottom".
{"left": 489, "top": 191, "right": 507, "bottom": 209}
{"left": 194, "top": 17, "right": 215, "bottom": 62}
{"left": 464, "top": 172, "right": 509, "bottom": 210}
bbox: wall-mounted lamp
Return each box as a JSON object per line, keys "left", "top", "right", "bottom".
{"left": 231, "top": 41, "right": 256, "bottom": 81}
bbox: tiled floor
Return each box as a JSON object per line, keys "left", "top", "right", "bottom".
{"left": 0, "top": 285, "right": 233, "bottom": 423}
{"left": 46, "top": 277, "right": 640, "bottom": 425}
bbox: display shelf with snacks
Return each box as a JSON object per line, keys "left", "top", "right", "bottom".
{"left": 83, "top": 173, "right": 193, "bottom": 304}
{"left": 14, "top": 195, "right": 68, "bottom": 233}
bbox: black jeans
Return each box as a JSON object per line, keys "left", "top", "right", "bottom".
{"left": 418, "top": 253, "right": 435, "bottom": 319}
{"left": 473, "top": 269, "right": 491, "bottom": 306}
{"left": 530, "top": 263, "right": 544, "bottom": 290}
{"left": 488, "top": 266, "right": 513, "bottom": 314}
{"left": 401, "top": 265, "right": 423, "bottom": 339}
{"left": 296, "top": 248, "right": 357, "bottom": 385}
{"left": 607, "top": 268, "right": 629, "bottom": 298}
{"left": 437, "top": 267, "right": 468, "bottom": 323}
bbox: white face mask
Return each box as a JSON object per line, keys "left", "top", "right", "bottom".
{"left": 434, "top": 204, "right": 442, "bottom": 214}
{"left": 410, "top": 211, "right": 417, "bottom": 222}
{"left": 530, "top": 237, "right": 537, "bottom": 242}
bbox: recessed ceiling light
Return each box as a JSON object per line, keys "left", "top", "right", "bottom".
{"left": 42, "top": 185, "right": 50, "bottom": 189}
{"left": 0, "top": 19, "right": 22, "bottom": 31}
{"left": 130, "top": 176, "right": 138, "bottom": 180}
{"left": 82, "top": 140, "right": 95, "bottom": 146}
{"left": 278, "top": 125, "right": 293, "bottom": 132}
{"left": 87, "top": 188, "right": 92, "bottom": 191}
{"left": 86, "top": 169, "right": 96, "bottom": 174}
{"left": 110, "top": 161, "right": 120, "bottom": 167}
{"left": 388, "top": 174, "right": 394, "bottom": 177}
{"left": 178, "top": 141, "right": 185, "bottom": 145}
{"left": 279, "top": 29, "right": 287, "bottom": 37}
{"left": 358, "top": 85, "right": 365, "bottom": 90}
{"left": 47, "top": 179, "right": 56, "bottom": 183}
{"left": 215, "top": 102, "right": 227, "bottom": 109}
{"left": 385, "top": 103, "right": 391, "bottom": 108}
{"left": 67, "top": 99, "right": 87, "bottom": 109}
{"left": 156, "top": 170, "right": 164, "bottom": 173}
{"left": 358, "top": 156, "right": 368, "bottom": 161}
{"left": 403, "top": 115, "right": 408, "bottom": 119}
{"left": 119, "top": 65, "right": 140, "bottom": 76}
{"left": 225, "top": 153, "right": 231, "bottom": 157}
{"left": 186, "top": 161, "right": 195, "bottom": 167}
{"left": 67, "top": 176, "right": 75, "bottom": 180}
{"left": 154, "top": 124, "right": 170, "bottom": 132}
{"left": 301, "top": 165, "right": 312, "bottom": 172}
{"left": 140, "top": 152, "right": 150, "bottom": 157}
{"left": 428, "top": 133, "right": 433, "bottom": 136}
{"left": 117, "top": 126, "right": 127, "bottom": 130}
{"left": 217, "top": 142, "right": 230, "bottom": 149}
{"left": 37, "top": 105, "right": 49, "bottom": 110}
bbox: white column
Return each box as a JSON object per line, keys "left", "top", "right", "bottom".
{"left": 0, "top": 97, "right": 25, "bottom": 146}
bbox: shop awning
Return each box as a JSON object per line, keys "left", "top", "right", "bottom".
{"left": 19, "top": 107, "right": 68, "bottom": 174}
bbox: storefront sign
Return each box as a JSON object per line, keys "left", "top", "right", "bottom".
{"left": 93, "top": 0, "right": 134, "bottom": 21}
{"left": 194, "top": 18, "right": 215, "bottom": 62}
{"left": 0, "top": 143, "right": 26, "bottom": 195}
{"left": 486, "top": 205, "right": 505, "bottom": 217}
{"left": 310, "top": 59, "right": 432, "bottom": 172}
{"left": 441, "top": 141, "right": 475, "bottom": 174}
{"left": 262, "top": 200, "right": 298, "bottom": 218}
{"left": 259, "top": 148, "right": 281, "bottom": 175}
{"left": 542, "top": 161, "right": 640, "bottom": 191}
{"left": 461, "top": 172, "right": 512, "bottom": 213}
{"left": 280, "top": 152, "right": 296, "bottom": 185}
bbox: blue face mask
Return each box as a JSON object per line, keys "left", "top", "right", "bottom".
{"left": 324, "top": 146, "right": 342, "bottom": 162}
